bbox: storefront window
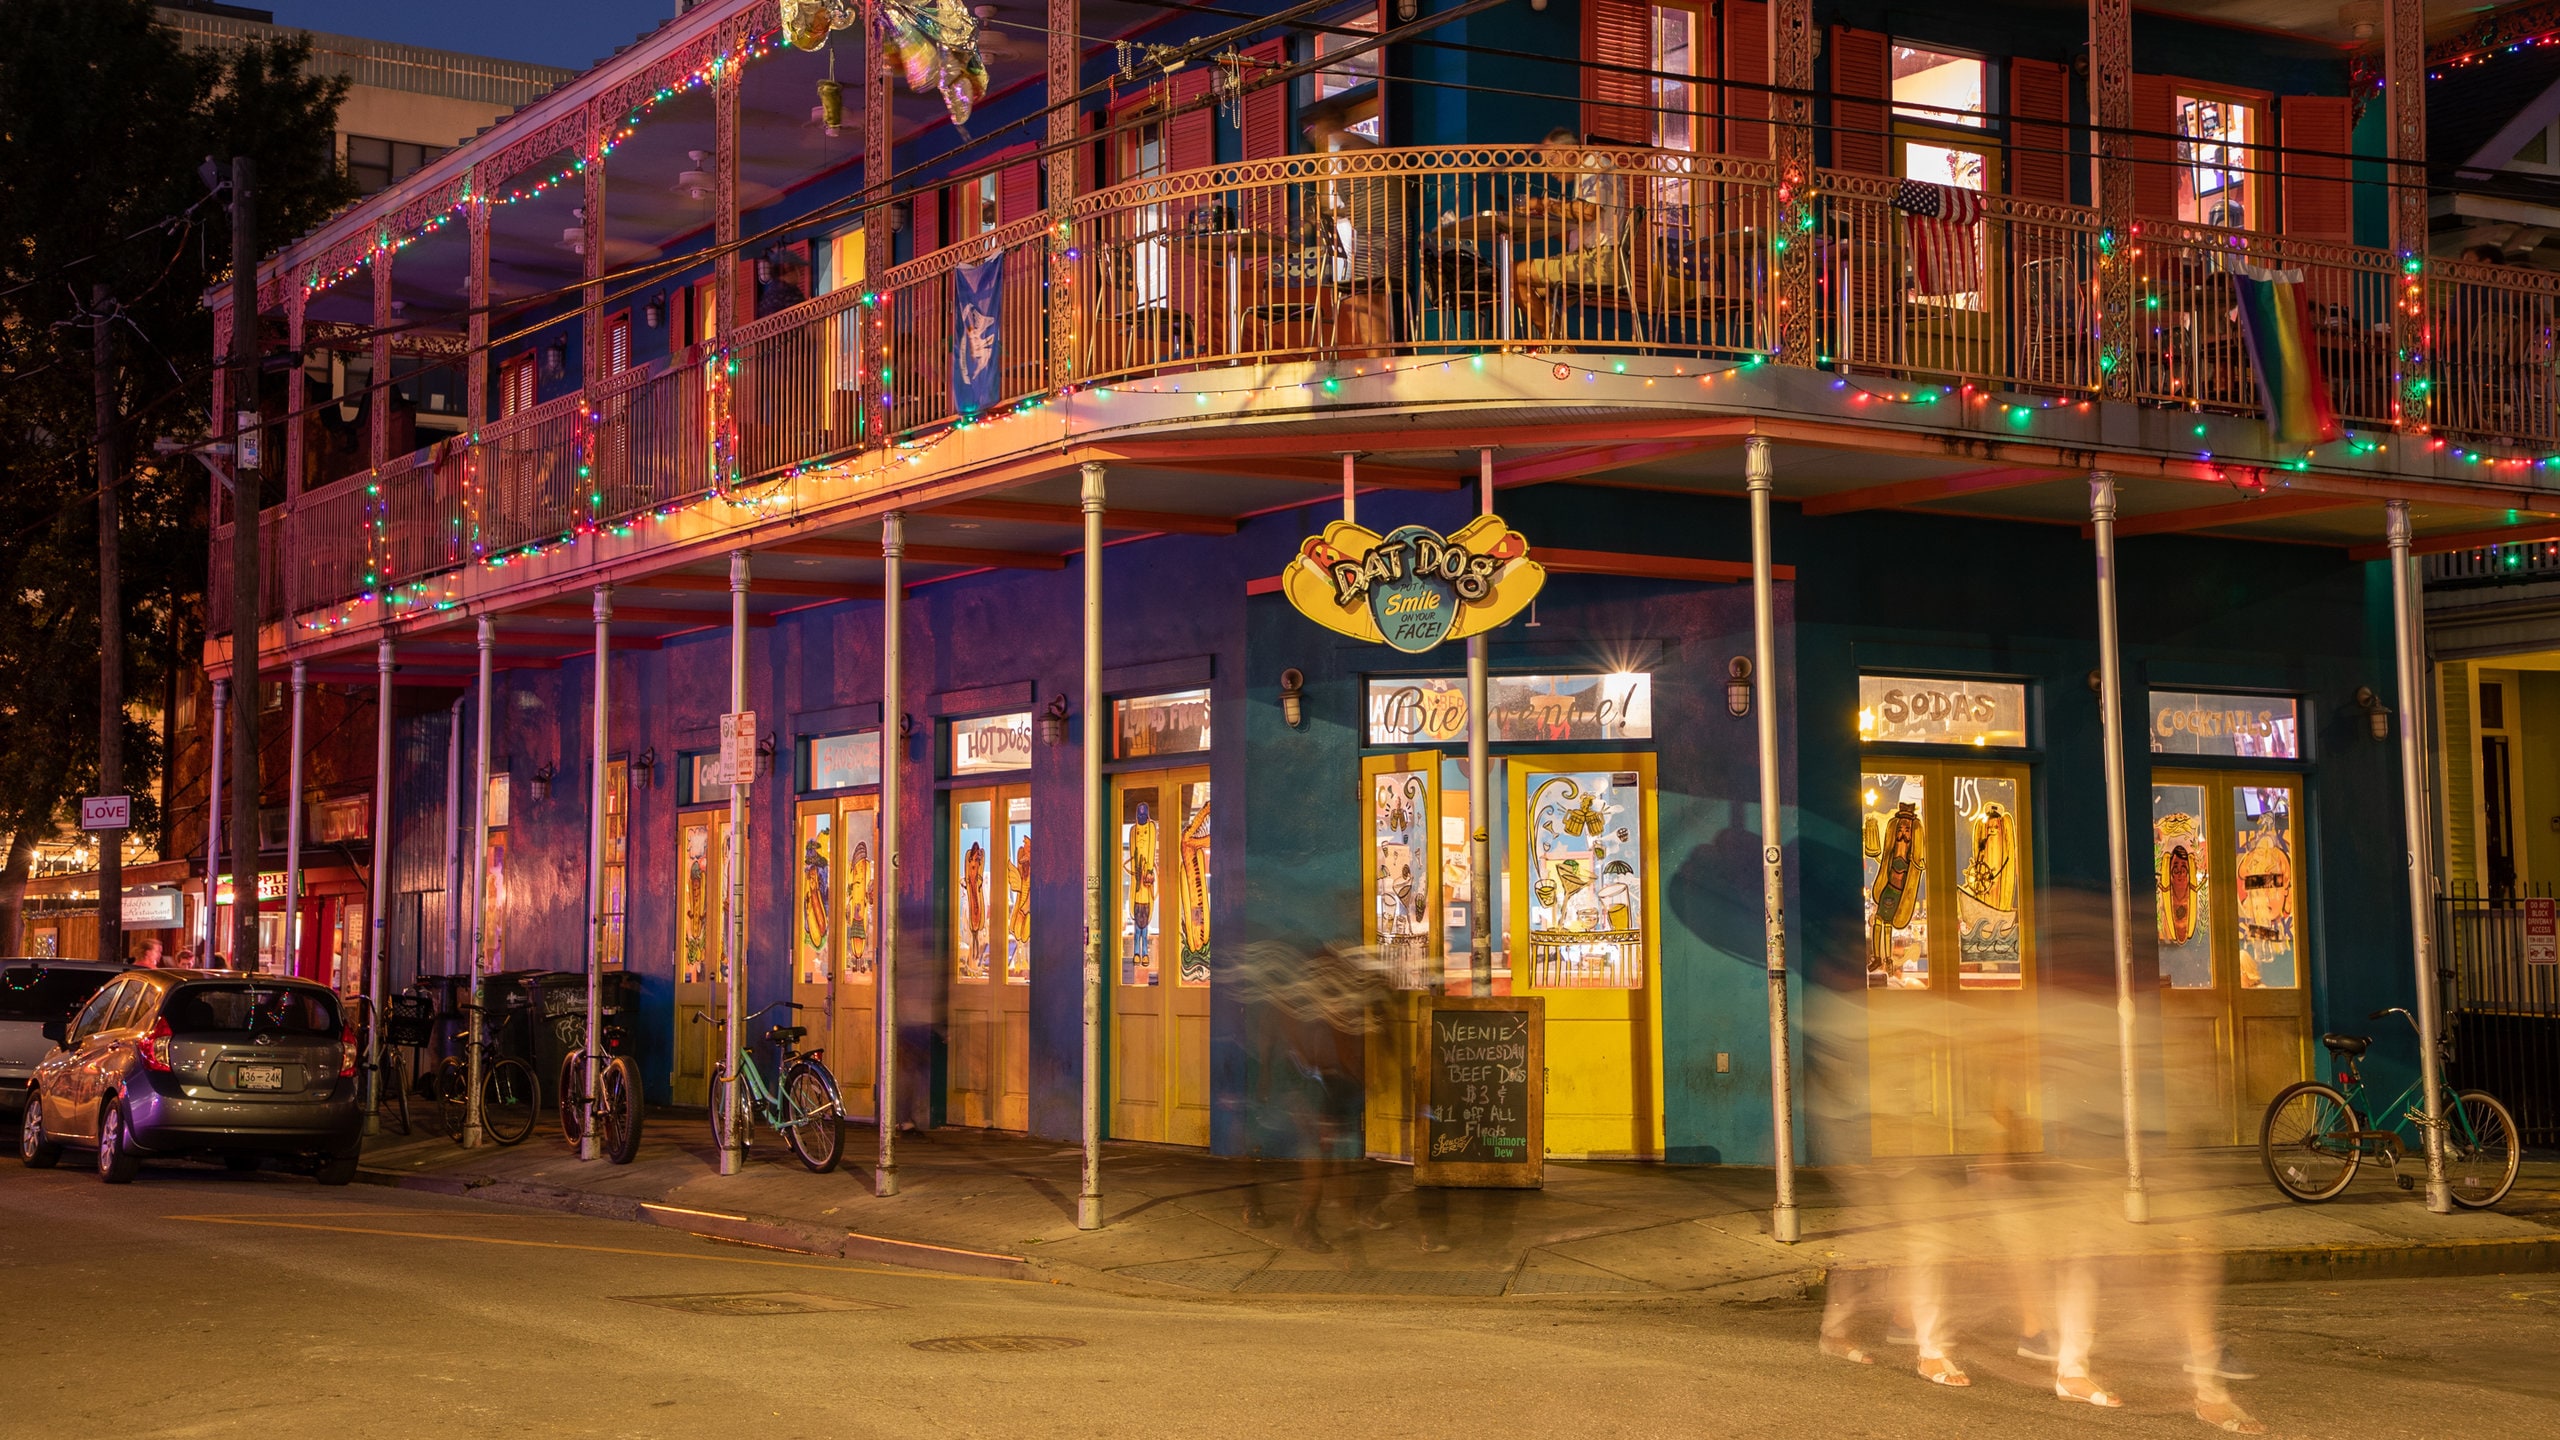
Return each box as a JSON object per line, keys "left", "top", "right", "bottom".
{"left": 841, "top": 802, "right": 878, "bottom": 982}
{"left": 1004, "top": 795, "right": 1032, "bottom": 985}
{"left": 2149, "top": 690, "right": 2299, "bottom": 759}
{"left": 1373, "top": 768, "right": 1434, "bottom": 989}
{"left": 1953, "top": 774, "right": 2021, "bottom": 989}
{"left": 1365, "top": 672, "right": 1653, "bottom": 745}
{"left": 798, "top": 807, "right": 836, "bottom": 986}
{"left": 1862, "top": 772, "right": 1930, "bottom": 988}
{"left": 602, "top": 759, "right": 628, "bottom": 970}
{"left": 956, "top": 796, "right": 996, "bottom": 983}
{"left": 2236, "top": 785, "right": 2298, "bottom": 989}
{"left": 805, "top": 730, "right": 881, "bottom": 790}
{"left": 1858, "top": 675, "right": 2027, "bottom": 747}
{"left": 2154, "top": 783, "right": 2213, "bottom": 988}
{"left": 1523, "top": 770, "right": 1645, "bottom": 989}
{"left": 1113, "top": 688, "right": 1211, "bottom": 759}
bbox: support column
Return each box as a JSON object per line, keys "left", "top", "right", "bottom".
{"left": 877, "top": 514, "right": 904, "bottom": 1197}
{"left": 863, "top": 6, "right": 894, "bottom": 289}
{"left": 371, "top": 250, "right": 394, "bottom": 469}
{"left": 367, "top": 639, "right": 394, "bottom": 1131}
{"left": 2387, "top": 501, "right": 2452, "bottom": 1212}
{"left": 1744, "top": 439, "right": 1800, "bottom": 1242}
{"left": 2091, "top": 474, "right": 2149, "bottom": 1223}
{"left": 1341, "top": 452, "right": 1356, "bottom": 525}
{"left": 2386, "top": 0, "right": 2429, "bottom": 431}
{"left": 204, "top": 679, "right": 227, "bottom": 965}
{"left": 1468, "top": 450, "right": 1494, "bottom": 998}
{"left": 714, "top": 60, "right": 743, "bottom": 335}
{"left": 1046, "top": 0, "right": 1080, "bottom": 386}
{"left": 466, "top": 189, "right": 491, "bottom": 430}
{"left": 466, "top": 616, "right": 494, "bottom": 1148}
{"left": 285, "top": 284, "right": 308, "bottom": 503}
{"left": 720, "top": 551, "right": 750, "bottom": 1176}
{"left": 582, "top": 150, "right": 608, "bottom": 387}
{"left": 1079, "top": 462, "right": 1106, "bottom": 1232}
{"left": 284, "top": 661, "right": 308, "bottom": 978}
{"left": 584, "top": 585, "right": 611, "bottom": 1162}
{"left": 2090, "top": 0, "right": 2135, "bottom": 399}
{"left": 1768, "top": 0, "right": 1815, "bottom": 364}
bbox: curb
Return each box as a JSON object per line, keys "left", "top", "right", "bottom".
{"left": 1816, "top": 1233, "right": 2560, "bottom": 1298}
{"left": 356, "top": 1164, "right": 1040, "bottom": 1283}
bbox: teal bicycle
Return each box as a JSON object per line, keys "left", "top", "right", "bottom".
{"left": 692, "top": 1001, "right": 844, "bottom": 1173}
{"left": 2260, "top": 1007, "right": 2520, "bottom": 1207}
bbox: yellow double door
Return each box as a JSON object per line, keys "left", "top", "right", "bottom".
{"left": 2154, "top": 772, "right": 2312, "bottom": 1146}
{"left": 671, "top": 810, "right": 744, "bottom": 1108}
{"left": 1109, "top": 767, "right": 1213, "bottom": 1147}
{"left": 1860, "top": 759, "right": 2043, "bottom": 1157}
{"left": 791, "top": 795, "right": 881, "bottom": 1119}
{"left": 1361, "top": 751, "right": 1663, "bottom": 1162}
{"left": 947, "top": 784, "right": 1032, "bottom": 1130}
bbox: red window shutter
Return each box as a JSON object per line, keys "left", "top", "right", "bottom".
{"left": 1723, "top": 0, "right": 1770, "bottom": 159}
{"left": 1829, "top": 26, "right": 1889, "bottom": 176}
{"left": 2132, "top": 72, "right": 2176, "bottom": 219}
{"left": 2281, "top": 95, "right": 2352, "bottom": 242}
{"left": 607, "top": 312, "right": 631, "bottom": 376}
{"left": 1583, "top": 0, "right": 1652, "bottom": 145}
{"left": 1169, "top": 68, "right": 1215, "bottom": 173}
{"left": 1080, "top": 107, "right": 1103, "bottom": 193}
{"left": 1240, "top": 39, "right": 1288, "bottom": 161}
{"left": 2010, "top": 58, "right": 2071, "bottom": 203}
{"left": 987, "top": 142, "right": 1039, "bottom": 225}
{"left": 912, "top": 185, "right": 942, "bottom": 254}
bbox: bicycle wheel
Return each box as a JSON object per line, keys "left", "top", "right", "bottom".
{"left": 707, "top": 1065, "right": 745, "bottom": 1158}
{"left": 558, "top": 1051, "right": 588, "bottom": 1148}
{"left": 600, "top": 1055, "right": 644, "bottom": 1165}
{"left": 781, "top": 1058, "right": 845, "bottom": 1174}
{"left": 2261, "top": 1080, "right": 2361, "bottom": 1202}
{"left": 2445, "top": 1090, "right": 2521, "bottom": 1209}
{"left": 482, "top": 1057, "right": 539, "bottom": 1146}
{"left": 435, "top": 1056, "right": 469, "bottom": 1140}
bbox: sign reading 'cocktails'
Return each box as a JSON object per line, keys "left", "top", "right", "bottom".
{"left": 1283, "top": 515, "right": 1545, "bottom": 653}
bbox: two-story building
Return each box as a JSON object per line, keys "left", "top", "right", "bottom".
{"left": 197, "top": 0, "right": 2558, "bottom": 1187}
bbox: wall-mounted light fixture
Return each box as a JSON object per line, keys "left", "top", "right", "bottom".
{"left": 631, "top": 746, "right": 658, "bottom": 790}
{"left": 2356, "top": 686, "right": 2392, "bottom": 741}
{"left": 898, "top": 713, "right": 916, "bottom": 739}
{"left": 756, "top": 732, "right": 778, "bottom": 777}
{"left": 543, "top": 342, "right": 568, "bottom": 380}
{"left": 1279, "top": 668, "right": 1306, "bottom": 729}
{"left": 528, "top": 762, "right": 555, "bottom": 803}
{"left": 756, "top": 253, "right": 775, "bottom": 286}
{"left": 643, "top": 292, "right": 666, "bottom": 329}
{"left": 1040, "top": 693, "right": 1072, "bottom": 747}
{"left": 1726, "top": 657, "right": 1754, "bottom": 718}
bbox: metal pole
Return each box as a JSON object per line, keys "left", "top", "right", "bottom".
{"left": 227, "top": 155, "right": 262, "bottom": 978}
{"left": 204, "top": 679, "right": 227, "bottom": 965}
{"left": 1079, "top": 462, "right": 1106, "bottom": 1232}
{"left": 284, "top": 662, "right": 307, "bottom": 977}
{"left": 1745, "top": 439, "right": 1800, "bottom": 1243}
{"left": 877, "top": 514, "right": 904, "bottom": 1197}
{"left": 443, "top": 694, "right": 464, "bottom": 978}
{"left": 94, "top": 282, "right": 124, "bottom": 968}
{"left": 1468, "top": 449, "right": 1494, "bottom": 997}
{"left": 2388, "top": 500, "right": 2453, "bottom": 1213}
{"left": 366, "top": 639, "right": 393, "bottom": 1132}
{"left": 584, "top": 585, "right": 611, "bottom": 1162}
{"left": 1341, "top": 452, "right": 1356, "bottom": 526}
{"left": 465, "top": 616, "right": 494, "bottom": 1148}
{"left": 721, "top": 552, "right": 750, "bottom": 1177}
{"left": 2090, "top": 474, "right": 2150, "bottom": 1224}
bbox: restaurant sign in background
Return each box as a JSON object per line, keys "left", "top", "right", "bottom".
{"left": 1283, "top": 515, "right": 1545, "bottom": 653}
{"left": 1366, "top": 672, "right": 1653, "bottom": 744}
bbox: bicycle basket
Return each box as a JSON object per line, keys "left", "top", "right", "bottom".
{"left": 385, "top": 995, "right": 436, "bottom": 1048}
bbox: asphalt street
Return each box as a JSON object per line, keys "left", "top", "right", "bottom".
{"left": 2, "top": 1159, "right": 2554, "bottom": 1439}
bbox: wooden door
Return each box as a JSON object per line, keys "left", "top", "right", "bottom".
{"left": 1109, "top": 768, "right": 1213, "bottom": 1146}
{"left": 1862, "top": 759, "right": 2042, "bottom": 1157}
{"left": 833, "top": 796, "right": 881, "bottom": 1116}
{"left": 671, "top": 811, "right": 741, "bottom": 1107}
{"left": 791, "top": 800, "right": 840, "bottom": 1075}
{"left": 2155, "top": 773, "right": 2313, "bottom": 1145}
{"left": 948, "top": 785, "right": 1031, "bottom": 1129}
{"left": 1359, "top": 752, "right": 1440, "bottom": 1160}
{"left": 1510, "top": 754, "right": 1663, "bottom": 1160}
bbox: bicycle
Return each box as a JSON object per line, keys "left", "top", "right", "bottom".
{"left": 556, "top": 994, "right": 644, "bottom": 1165}
{"left": 692, "top": 1001, "right": 843, "bottom": 1173}
{"left": 2260, "top": 1007, "right": 2520, "bottom": 1208}
{"left": 364, "top": 992, "right": 436, "bottom": 1138}
{"left": 434, "top": 1000, "right": 540, "bottom": 1146}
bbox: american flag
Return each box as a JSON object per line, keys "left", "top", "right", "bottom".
{"left": 1893, "top": 180, "right": 1985, "bottom": 296}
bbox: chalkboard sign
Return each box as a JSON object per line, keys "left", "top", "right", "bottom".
{"left": 1413, "top": 994, "right": 1543, "bottom": 1188}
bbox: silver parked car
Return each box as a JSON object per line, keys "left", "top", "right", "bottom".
{"left": 18, "top": 969, "right": 363, "bottom": 1184}
{"left": 1, "top": 960, "right": 125, "bottom": 1116}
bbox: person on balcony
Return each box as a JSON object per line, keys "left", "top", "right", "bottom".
{"left": 1303, "top": 100, "right": 1408, "bottom": 354}
{"left": 1514, "top": 128, "right": 1631, "bottom": 341}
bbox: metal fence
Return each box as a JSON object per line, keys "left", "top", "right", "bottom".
{"left": 2437, "top": 884, "right": 2560, "bottom": 1146}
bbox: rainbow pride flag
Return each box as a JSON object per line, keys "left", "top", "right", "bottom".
{"left": 2227, "top": 259, "right": 2342, "bottom": 445}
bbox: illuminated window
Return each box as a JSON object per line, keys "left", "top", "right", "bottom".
{"left": 1308, "top": 2, "right": 1383, "bottom": 139}
{"left": 1649, "top": 3, "right": 1705, "bottom": 156}
{"left": 1892, "top": 46, "right": 1985, "bottom": 129}
{"left": 2176, "top": 92, "right": 2260, "bottom": 229}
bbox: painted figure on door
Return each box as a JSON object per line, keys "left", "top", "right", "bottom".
{"left": 843, "top": 836, "right": 874, "bottom": 980}
{"left": 2156, "top": 809, "right": 2202, "bottom": 946}
{"left": 1126, "top": 801, "right": 1158, "bottom": 961}
{"left": 1373, "top": 772, "right": 1431, "bottom": 988}
{"left": 1177, "top": 792, "right": 1212, "bottom": 985}
{"left": 1005, "top": 829, "right": 1031, "bottom": 983}
{"left": 800, "top": 826, "right": 833, "bottom": 986}
{"left": 2235, "top": 799, "right": 2296, "bottom": 988}
{"left": 1527, "top": 773, "right": 1642, "bottom": 989}
{"left": 679, "top": 823, "right": 709, "bottom": 984}
{"left": 961, "top": 838, "right": 989, "bottom": 981}
{"left": 1861, "top": 784, "right": 1928, "bottom": 988}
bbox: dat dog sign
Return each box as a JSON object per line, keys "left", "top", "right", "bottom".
{"left": 1283, "top": 515, "right": 1545, "bottom": 652}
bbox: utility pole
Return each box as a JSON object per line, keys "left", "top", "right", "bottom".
{"left": 227, "top": 155, "right": 262, "bottom": 972}
{"left": 92, "top": 284, "right": 124, "bottom": 964}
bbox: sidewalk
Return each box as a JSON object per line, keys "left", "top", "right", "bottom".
{"left": 358, "top": 1119, "right": 2560, "bottom": 1299}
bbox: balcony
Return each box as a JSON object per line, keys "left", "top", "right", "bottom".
{"left": 212, "top": 147, "right": 2560, "bottom": 638}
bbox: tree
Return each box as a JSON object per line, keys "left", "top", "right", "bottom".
{"left": 0, "top": 0, "right": 351, "bottom": 949}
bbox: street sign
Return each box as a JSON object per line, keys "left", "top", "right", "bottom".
{"left": 235, "top": 411, "right": 260, "bottom": 469}
{"left": 2528, "top": 897, "right": 2558, "bottom": 966}
{"left": 79, "top": 795, "right": 131, "bottom": 831}
{"left": 716, "top": 711, "right": 757, "bottom": 786}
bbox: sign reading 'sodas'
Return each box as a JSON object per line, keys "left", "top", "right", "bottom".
{"left": 1283, "top": 515, "right": 1545, "bottom": 653}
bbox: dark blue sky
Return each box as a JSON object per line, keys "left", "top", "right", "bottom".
{"left": 258, "top": 1, "right": 675, "bottom": 72}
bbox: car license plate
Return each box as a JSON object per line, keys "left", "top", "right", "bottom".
{"left": 236, "top": 1065, "right": 285, "bottom": 1091}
